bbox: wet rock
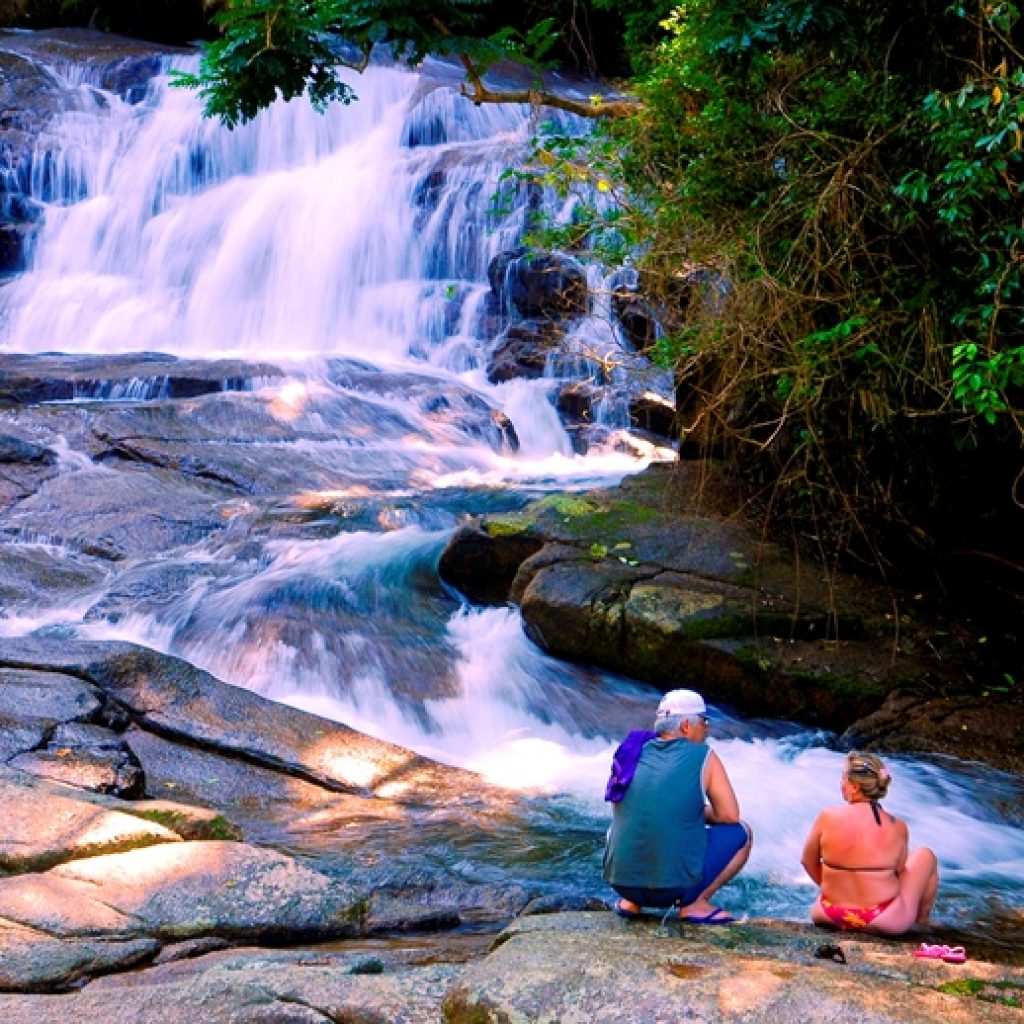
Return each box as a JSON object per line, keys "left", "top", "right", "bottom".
{"left": 608, "top": 267, "right": 660, "bottom": 354}
{"left": 520, "top": 893, "right": 609, "bottom": 916}
{"left": 488, "top": 248, "right": 588, "bottom": 319}
{"left": 486, "top": 319, "right": 565, "bottom": 383}
{"left": 97, "top": 54, "right": 164, "bottom": 103}
{"left": 81, "top": 559, "right": 227, "bottom": 625}
{"left": 0, "top": 48, "right": 61, "bottom": 266}
{"left": 364, "top": 892, "right": 461, "bottom": 935}
{"left": 0, "top": 636, "right": 504, "bottom": 809}
{"left": 0, "top": 765, "right": 179, "bottom": 873}
{"left": 1, "top": 466, "right": 232, "bottom": 560}
{"left": 438, "top": 521, "right": 544, "bottom": 606}
{"left": 0, "top": 353, "right": 283, "bottom": 405}
{"left": 629, "top": 391, "right": 676, "bottom": 439}
{"left": 0, "top": 221, "right": 32, "bottom": 270}
{"left": 0, "top": 438, "right": 64, "bottom": 516}
{"left": 555, "top": 382, "right": 595, "bottom": 424}
{"left": 438, "top": 463, "right": 948, "bottom": 734}
{"left": 0, "top": 435, "right": 55, "bottom": 465}
{"left": 325, "top": 362, "right": 519, "bottom": 452}
{"left": 0, "top": 28, "right": 186, "bottom": 70}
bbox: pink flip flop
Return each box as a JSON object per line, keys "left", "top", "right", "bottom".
{"left": 913, "top": 943, "right": 966, "bottom": 963}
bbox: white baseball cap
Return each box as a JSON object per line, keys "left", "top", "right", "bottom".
{"left": 656, "top": 688, "right": 710, "bottom": 719}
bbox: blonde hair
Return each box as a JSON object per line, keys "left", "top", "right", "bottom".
{"left": 845, "top": 751, "right": 891, "bottom": 800}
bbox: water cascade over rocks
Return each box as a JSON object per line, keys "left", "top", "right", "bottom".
{"left": 0, "top": 28, "right": 1021, "bottom": 951}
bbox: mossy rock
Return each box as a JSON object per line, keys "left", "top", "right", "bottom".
{"left": 129, "top": 806, "right": 241, "bottom": 842}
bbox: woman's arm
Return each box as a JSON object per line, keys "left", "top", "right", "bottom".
{"left": 801, "top": 813, "right": 825, "bottom": 885}
{"left": 703, "top": 751, "right": 740, "bottom": 824}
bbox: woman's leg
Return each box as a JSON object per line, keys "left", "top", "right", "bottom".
{"left": 905, "top": 847, "right": 939, "bottom": 925}
{"left": 870, "top": 847, "right": 939, "bottom": 936}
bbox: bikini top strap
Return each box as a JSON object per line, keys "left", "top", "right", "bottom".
{"left": 870, "top": 800, "right": 882, "bottom": 826}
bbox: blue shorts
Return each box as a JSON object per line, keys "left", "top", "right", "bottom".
{"left": 611, "top": 822, "right": 750, "bottom": 909}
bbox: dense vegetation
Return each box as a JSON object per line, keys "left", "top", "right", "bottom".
{"left": 538, "top": 0, "right": 1023, "bottom": 596}
{"left": 3, "top": 1, "right": 1021, "bottom": 630}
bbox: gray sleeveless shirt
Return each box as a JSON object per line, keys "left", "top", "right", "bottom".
{"left": 602, "top": 738, "right": 709, "bottom": 889}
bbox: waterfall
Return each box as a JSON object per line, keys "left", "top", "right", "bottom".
{"left": 1, "top": 55, "right": 570, "bottom": 363}
{"left": 1, "top": 36, "right": 1021, "bottom": 934}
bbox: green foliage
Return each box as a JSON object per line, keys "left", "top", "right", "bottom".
{"left": 522, "top": 0, "right": 1023, "bottom": 573}
{"left": 173, "top": 0, "right": 565, "bottom": 126}
{"left": 171, "top": 1, "right": 361, "bottom": 126}
{"left": 895, "top": 49, "right": 1024, "bottom": 427}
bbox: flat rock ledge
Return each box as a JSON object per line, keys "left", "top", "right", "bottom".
{"left": 0, "top": 636, "right": 526, "bottom": 992}
{"left": 0, "top": 913, "right": 1020, "bottom": 1023}
{"left": 438, "top": 462, "right": 1024, "bottom": 772}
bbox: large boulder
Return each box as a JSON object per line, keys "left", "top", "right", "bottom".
{"left": 437, "top": 462, "right": 1012, "bottom": 745}
{"left": 0, "top": 841, "right": 363, "bottom": 943}
{"left": 444, "top": 912, "right": 1023, "bottom": 1024}
{"left": 842, "top": 691, "right": 1024, "bottom": 778}
{"left": 438, "top": 521, "right": 544, "bottom": 606}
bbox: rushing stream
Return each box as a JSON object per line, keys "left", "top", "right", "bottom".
{"left": 1, "top": 35, "right": 1022, "bottom": 945}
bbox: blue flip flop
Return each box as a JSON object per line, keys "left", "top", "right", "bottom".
{"left": 614, "top": 901, "right": 643, "bottom": 920}
{"left": 681, "top": 907, "right": 735, "bottom": 926}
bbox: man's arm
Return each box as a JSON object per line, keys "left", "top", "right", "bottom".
{"left": 703, "top": 750, "right": 740, "bottom": 824}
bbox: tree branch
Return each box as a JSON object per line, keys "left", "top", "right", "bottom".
{"left": 455, "top": 60, "right": 638, "bottom": 119}
{"left": 424, "top": 12, "right": 638, "bottom": 120}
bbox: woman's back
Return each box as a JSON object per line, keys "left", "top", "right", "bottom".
{"left": 818, "top": 801, "right": 907, "bottom": 905}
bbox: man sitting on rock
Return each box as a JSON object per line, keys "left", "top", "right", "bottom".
{"left": 602, "top": 688, "right": 752, "bottom": 924}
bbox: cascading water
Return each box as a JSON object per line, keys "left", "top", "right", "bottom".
{"left": 1, "top": 36, "right": 1022, "bottom": 938}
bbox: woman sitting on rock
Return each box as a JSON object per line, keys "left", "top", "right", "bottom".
{"left": 801, "top": 751, "right": 938, "bottom": 935}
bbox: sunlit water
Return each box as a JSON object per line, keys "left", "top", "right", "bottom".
{"left": 0, "top": 35, "right": 1021, "bottom": 941}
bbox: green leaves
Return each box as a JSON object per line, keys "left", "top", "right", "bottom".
{"left": 951, "top": 343, "right": 1024, "bottom": 425}
{"left": 171, "top": 1, "right": 360, "bottom": 126}
{"left": 897, "top": 50, "right": 1023, "bottom": 426}
{"left": 173, "top": 0, "right": 570, "bottom": 126}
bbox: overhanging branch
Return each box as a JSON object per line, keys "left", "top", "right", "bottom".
{"left": 458, "top": 72, "right": 634, "bottom": 117}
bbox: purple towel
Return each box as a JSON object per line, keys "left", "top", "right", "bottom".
{"left": 604, "top": 729, "right": 656, "bottom": 802}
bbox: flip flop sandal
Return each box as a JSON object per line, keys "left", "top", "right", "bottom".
{"left": 613, "top": 901, "right": 642, "bottom": 921}
{"left": 914, "top": 943, "right": 967, "bottom": 963}
{"left": 680, "top": 907, "right": 736, "bottom": 926}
